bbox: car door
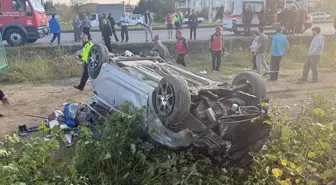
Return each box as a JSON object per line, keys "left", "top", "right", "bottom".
{"left": 92, "top": 63, "right": 153, "bottom": 113}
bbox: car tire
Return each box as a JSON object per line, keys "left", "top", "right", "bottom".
{"left": 153, "top": 75, "right": 191, "bottom": 132}
{"left": 88, "top": 43, "right": 109, "bottom": 79}
{"left": 27, "top": 39, "right": 37, "bottom": 43}
{"left": 233, "top": 31, "right": 241, "bottom": 35}
{"left": 6, "top": 28, "right": 27, "bottom": 47}
{"left": 232, "top": 71, "right": 266, "bottom": 99}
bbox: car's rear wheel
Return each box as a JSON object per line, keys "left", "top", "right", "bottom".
{"left": 231, "top": 71, "right": 266, "bottom": 99}
{"left": 153, "top": 75, "right": 191, "bottom": 132}
{"left": 88, "top": 44, "right": 109, "bottom": 79}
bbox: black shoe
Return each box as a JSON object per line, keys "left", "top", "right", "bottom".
{"left": 73, "top": 85, "right": 84, "bottom": 91}
{"left": 121, "top": 40, "right": 124, "bottom": 43}
{"left": 0, "top": 114, "right": 3, "bottom": 117}
{"left": 311, "top": 79, "right": 318, "bottom": 82}
{"left": 125, "top": 40, "right": 129, "bottom": 43}
{"left": 146, "top": 40, "right": 148, "bottom": 43}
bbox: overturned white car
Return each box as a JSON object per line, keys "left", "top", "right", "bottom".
{"left": 87, "top": 44, "right": 271, "bottom": 166}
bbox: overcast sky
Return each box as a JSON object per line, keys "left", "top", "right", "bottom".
{"left": 53, "top": 0, "right": 140, "bottom": 5}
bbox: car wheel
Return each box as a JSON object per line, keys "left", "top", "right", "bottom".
{"left": 153, "top": 75, "right": 191, "bottom": 132}
{"left": 6, "top": 28, "right": 27, "bottom": 47}
{"left": 27, "top": 39, "right": 37, "bottom": 43}
{"left": 88, "top": 43, "right": 109, "bottom": 79}
{"left": 233, "top": 31, "right": 241, "bottom": 35}
{"left": 232, "top": 71, "right": 266, "bottom": 99}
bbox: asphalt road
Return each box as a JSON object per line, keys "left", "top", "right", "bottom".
{"left": 25, "top": 22, "right": 336, "bottom": 46}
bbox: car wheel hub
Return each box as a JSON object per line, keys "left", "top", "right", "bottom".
{"left": 156, "top": 82, "right": 174, "bottom": 116}
{"left": 10, "top": 33, "right": 22, "bottom": 44}
{"left": 89, "top": 47, "right": 99, "bottom": 69}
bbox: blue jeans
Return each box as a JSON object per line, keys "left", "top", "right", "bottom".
{"left": 79, "top": 62, "right": 89, "bottom": 88}
{"left": 50, "top": 33, "right": 61, "bottom": 45}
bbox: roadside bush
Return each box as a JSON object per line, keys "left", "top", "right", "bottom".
{"left": 1, "top": 93, "right": 335, "bottom": 185}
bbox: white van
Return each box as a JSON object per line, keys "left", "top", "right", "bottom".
{"left": 223, "top": 0, "right": 312, "bottom": 34}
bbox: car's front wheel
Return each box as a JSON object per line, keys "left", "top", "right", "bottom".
{"left": 88, "top": 44, "right": 109, "bottom": 79}
{"left": 153, "top": 75, "right": 191, "bottom": 132}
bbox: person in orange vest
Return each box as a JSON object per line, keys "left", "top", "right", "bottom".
{"left": 175, "top": 29, "right": 188, "bottom": 67}
{"left": 209, "top": 26, "right": 224, "bottom": 72}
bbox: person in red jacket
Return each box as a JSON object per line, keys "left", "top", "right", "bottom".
{"left": 210, "top": 26, "right": 224, "bottom": 72}
{"left": 175, "top": 29, "right": 188, "bottom": 67}
{"left": 0, "top": 90, "right": 10, "bottom": 117}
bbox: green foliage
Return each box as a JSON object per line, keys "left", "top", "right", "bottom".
{"left": 0, "top": 134, "right": 87, "bottom": 185}
{"left": 1, "top": 94, "right": 336, "bottom": 184}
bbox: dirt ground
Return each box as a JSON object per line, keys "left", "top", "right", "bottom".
{"left": 0, "top": 69, "right": 335, "bottom": 136}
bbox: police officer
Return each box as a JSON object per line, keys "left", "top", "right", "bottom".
{"left": 209, "top": 26, "right": 224, "bottom": 72}
{"left": 73, "top": 34, "right": 93, "bottom": 91}
{"left": 0, "top": 90, "right": 10, "bottom": 117}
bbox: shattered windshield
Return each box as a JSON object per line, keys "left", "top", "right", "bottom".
{"left": 28, "top": 0, "right": 45, "bottom": 12}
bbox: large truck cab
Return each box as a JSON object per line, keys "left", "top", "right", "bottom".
{"left": 0, "top": 0, "right": 49, "bottom": 46}
{"left": 223, "top": 0, "right": 312, "bottom": 35}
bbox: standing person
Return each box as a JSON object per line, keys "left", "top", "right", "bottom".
{"left": 299, "top": 27, "right": 324, "bottom": 82}
{"left": 82, "top": 14, "right": 91, "bottom": 40}
{"left": 143, "top": 9, "right": 154, "bottom": 42}
{"left": 175, "top": 29, "right": 188, "bottom": 67}
{"left": 107, "top": 13, "right": 119, "bottom": 42}
{"left": 242, "top": 6, "right": 253, "bottom": 36}
{"left": 255, "top": 27, "right": 269, "bottom": 74}
{"left": 250, "top": 31, "right": 260, "bottom": 71}
{"left": 0, "top": 90, "right": 10, "bottom": 118}
{"left": 72, "top": 14, "right": 82, "bottom": 42}
{"left": 174, "top": 10, "right": 182, "bottom": 30}
{"left": 295, "top": 8, "right": 307, "bottom": 36}
{"left": 101, "top": 13, "right": 112, "bottom": 52}
{"left": 188, "top": 9, "right": 198, "bottom": 40}
{"left": 119, "top": 12, "right": 129, "bottom": 43}
{"left": 166, "top": 11, "right": 174, "bottom": 38}
{"left": 48, "top": 14, "right": 61, "bottom": 46}
{"left": 258, "top": 8, "right": 265, "bottom": 27}
{"left": 73, "top": 34, "right": 93, "bottom": 91}
{"left": 269, "top": 28, "right": 289, "bottom": 81}
{"left": 209, "top": 26, "right": 224, "bottom": 72}
{"left": 283, "top": 8, "right": 290, "bottom": 34}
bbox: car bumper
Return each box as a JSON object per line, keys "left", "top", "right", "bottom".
{"left": 26, "top": 26, "right": 49, "bottom": 40}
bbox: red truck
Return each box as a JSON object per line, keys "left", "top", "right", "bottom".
{"left": 0, "top": 0, "right": 49, "bottom": 46}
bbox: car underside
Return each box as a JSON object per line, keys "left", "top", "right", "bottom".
{"left": 87, "top": 44, "right": 272, "bottom": 167}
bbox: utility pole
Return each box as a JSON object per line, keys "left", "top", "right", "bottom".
{"left": 208, "top": 0, "right": 212, "bottom": 22}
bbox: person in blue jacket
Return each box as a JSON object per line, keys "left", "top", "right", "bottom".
{"left": 0, "top": 90, "right": 10, "bottom": 117}
{"left": 49, "top": 14, "right": 61, "bottom": 46}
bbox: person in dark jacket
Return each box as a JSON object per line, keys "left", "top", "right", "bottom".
{"left": 107, "top": 13, "right": 119, "bottom": 42}
{"left": 49, "top": 14, "right": 61, "bottom": 46}
{"left": 295, "top": 8, "right": 307, "bottom": 35}
{"left": 258, "top": 8, "right": 265, "bottom": 27}
{"left": 143, "top": 9, "right": 154, "bottom": 42}
{"left": 0, "top": 90, "right": 10, "bottom": 117}
{"left": 243, "top": 6, "right": 253, "bottom": 36}
{"left": 101, "top": 13, "right": 112, "bottom": 52}
{"left": 287, "top": 7, "right": 296, "bottom": 34}
{"left": 188, "top": 9, "right": 198, "bottom": 40}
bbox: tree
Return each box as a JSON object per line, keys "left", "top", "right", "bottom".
{"left": 133, "top": 0, "right": 174, "bottom": 22}
{"left": 44, "top": 0, "right": 56, "bottom": 14}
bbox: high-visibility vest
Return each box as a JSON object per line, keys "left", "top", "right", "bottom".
{"left": 211, "top": 34, "right": 223, "bottom": 51}
{"left": 173, "top": 14, "right": 180, "bottom": 23}
{"left": 81, "top": 41, "right": 93, "bottom": 63}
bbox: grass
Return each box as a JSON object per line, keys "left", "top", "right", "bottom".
{"left": 0, "top": 38, "right": 335, "bottom": 84}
